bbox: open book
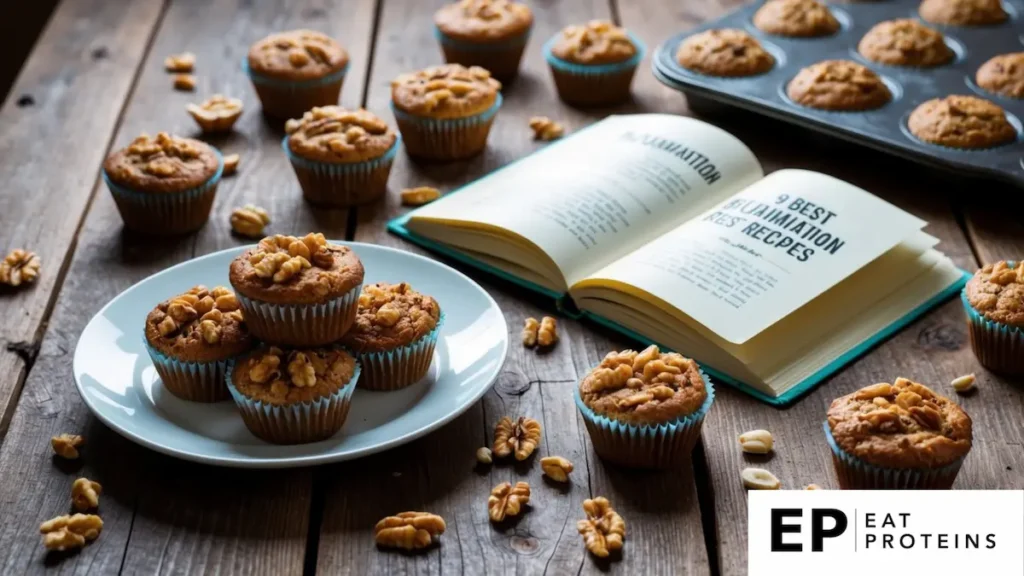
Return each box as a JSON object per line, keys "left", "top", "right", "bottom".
{"left": 389, "top": 114, "right": 967, "bottom": 405}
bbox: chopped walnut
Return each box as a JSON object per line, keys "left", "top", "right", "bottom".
{"left": 186, "top": 94, "right": 243, "bottom": 133}
{"left": 249, "top": 233, "right": 331, "bottom": 282}
{"left": 223, "top": 153, "right": 240, "bottom": 176}
{"left": 152, "top": 286, "right": 243, "bottom": 344}
{"left": 738, "top": 429, "right": 773, "bottom": 454}
{"left": 577, "top": 497, "right": 625, "bottom": 558}
{"left": 580, "top": 345, "right": 701, "bottom": 411}
{"left": 0, "top": 249, "right": 41, "bottom": 287}
{"left": 374, "top": 512, "right": 446, "bottom": 550}
{"left": 71, "top": 478, "right": 102, "bottom": 512}
{"left": 492, "top": 416, "right": 541, "bottom": 461}
{"left": 488, "top": 481, "right": 530, "bottom": 522}
{"left": 529, "top": 116, "right": 565, "bottom": 141}
{"left": 557, "top": 20, "right": 635, "bottom": 63}
{"left": 521, "top": 317, "right": 539, "bottom": 347}
{"left": 231, "top": 205, "right": 271, "bottom": 238}
{"left": 540, "top": 456, "right": 573, "bottom": 482}
{"left": 287, "top": 352, "right": 317, "bottom": 387}
{"left": 164, "top": 52, "right": 195, "bottom": 72}
{"left": 851, "top": 377, "right": 951, "bottom": 434}
{"left": 284, "top": 107, "right": 390, "bottom": 148}
{"left": 537, "top": 316, "right": 557, "bottom": 347}
{"left": 392, "top": 65, "right": 501, "bottom": 114}
{"left": 51, "top": 434, "right": 84, "bottom": 459}
{"left": 401, "top": 186, "right": 441, "bottom": 206}
{"left": 173, "top": 74, "right": 196, "bottom": 91}
{"left": 40, "top": 514, "right": 103, "bottom": 551}
{"left": 249, "top": 350, "right": 282, "bottom": 383}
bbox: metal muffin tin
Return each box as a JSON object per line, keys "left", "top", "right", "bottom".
{"left": 652, "top": 0, "right": 1024, "bottom": 189}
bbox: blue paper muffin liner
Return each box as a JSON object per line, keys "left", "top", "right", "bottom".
{"left": 143, "top": 334, "right": 233, "bottom": 403}
{"left": 435, "top": 27, "right": 531, "bottom": 81}
{"left": 961, "top": 265, "right": 1024, "bottom": 375}
{"left": 543, "top": 33, "right": 645, "bottom": 106}
{"left": 103, "top": 149, "right": 223, "bottom": 235}
{"left": 235, "top": 283, "right": 360, "bottom": 347}
{"left": 390, "top": 93, "right": 502, "bottom": 160}
{"left": 351, "top": 312, "right": 445, "bottom": 391}
{"left": 225, "top": 355, "right": 360, "bottom": 445}
{"left": 242, "top": 58, "right": 350, "bottom": 89}
{"left": 282, "top": 135, "right": 400, "bottom": 207}
{"left": 543, "top": 32, "right": 646, "bottom": 76}
{"left": 434, "top": 26, "right": 531, "bottom": 51}
{"left": 242, "top": 58, "right": 348, "bottom": 119}
{"left": 575, "top": 370, "right": 714, "bottom": 469}
{"left": 823, "top": 420, "right": 965, "bottom": 489}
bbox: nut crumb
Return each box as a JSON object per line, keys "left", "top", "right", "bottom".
{"left": 51, "top": 434, "right": 84, "bottom": 459}
{"left": 493, "top": 416, "right": 541, "bottom": 460}
{"left": 164, "top": 52, "right": 195, "bottom": 73}
{"left": 173, "top": 74, "right": 196, "bottom": 91}
{"left": 40, "top": 514, "right": 103, "bottom": 551}
{"left": 738, "top": 429, "right": 773, "bottom": 454}
{"left": 0, "top": 249, "right": 41, "bottom": 287}
{"left": 950, "top": 373, "right": 976, "bottom": 393}
{"left": 577, "top": 497, "right": 625, "bottom": 558}
{"left": 71, "top": 478, "right": 102, "bottom": 512}
{"left": 521, "top": 317, "right": 539, "bottom": 347}
{"left": 186, "top": 94, "right": 243, "bottom": 133}
{"left": 741, "top": 467, "right": 781, "bottom": 490}
{"left": 488, "top": 481, "right": 530, "bottom": 522}
{"left": 223, "top": 153, "right": 240, "bottom": 176}
{"left": 374, "top": 512, "right": 446, "bottom": 550}
{"left": 540, "top": 456, "right": 573, "bottom": 482}
{"left": 230, "top": 205, "right": 271, "bottom": 238}
{"left": 529, "top": 116, "right": 565, "bottom": 141}
{"left": 537, "top": 316, "right": 557, "bottom": 347}
{"left": 476, "top": 447, "right": 492, "bottom": 464}
{"left": 401, "top": 186, "right": 441, "bottom": 206}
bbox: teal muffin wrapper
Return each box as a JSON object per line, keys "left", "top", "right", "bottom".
{"left": 282, "top": 136, "right": 399, "bottom": 207}
{"left": 103, "top": 149, "right": 223, "bottom": 235}
{"left": 961, "top": 271, "right": 1024, "bottom": 375}
{"left": 543, "top": 34, "right": 644, "bottom": 106}
{"left": 391, "top": 94, "right": 502, "bottom": 161}
{"left": 243, "top": 58, "right": 347, "bottom": 119}
{"left": 434, "top": 26, "right": 531, "bottom": 51}
{"left": 543, "top": 33, "right": 646, "bottom": 76}
{"left": 235, "top": 284, "right": 360, "bottom": 347}
{"left": 225, "top": 356, "right": 360, "bottom": 445}
{"left": 242, "top": 58, "right": 350, "bottom": 88}
{"left": 824, "top": 420, "right": 965, "bottom": 489}
{"left": 351, "top": 312, "right": 444, "bottom": 391}
{"left": 143, "top": 336, "right": 232, "bottom": 403}
{"left": 575, "top": 371, "right": 714, "bottom": 469}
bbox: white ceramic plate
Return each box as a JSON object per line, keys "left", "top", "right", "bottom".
{"left": 73, "top": 242, "right": 508, "bottom": 468}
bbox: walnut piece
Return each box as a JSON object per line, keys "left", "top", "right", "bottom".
{"left": 374, "top": 512, "right": 446, "bottom": 550}
{"left": 249, "top": 233, "right": 331, "bottom": 282}
{"left": 0, "top": 249, "right": 41, "bottom": 287}
{"left": 577, "top": 497, "right": 625, "bottom": 558}
{"left": 230, "top": 205, "right": 271, "bottom": 238}
{"left": 287, "top": 351, "right": 317, "bottom": 387}
{"left": 492, "top": 416, "right": 541, "bottom": 461}
{"left": 738, "top": 429, "right": 773, "bottom": 454}
{"left": 71, "top": 478, "right": 102, "bottom": 512}
{"left": 51, "top": 434, "right": 84, "bottom": 459}
{"left": 186, "top": 94, "right": 243, "bottom": 133}
{"left": 540, "top": 456, "right": 573, "bottom": 482}
{"left": 488, "top": 481, "right": 530, "bottom": 522}
{"left": 741, "top": 467, "right": 781, "bottom": 490}
{"left": 223, "top": 153, "right": 240, "bottom": 176}
{"left": 40, "top": 514, "right": 103, "bottom": 551}
{"left": 521, "top": 317, "right": 539, "bottom": 347}
{"left": 529, "top": 116, "right": 565, "bottom": 141}
{"left": 164, "top": 52, "right": 195, "bottom": 72}
{"left": 476, "top": 447, "right": 492, "bottom": 464}
{"left": 249, "top": 350, "right": 282, "bottom": 383}
{"left": 537, "top": 316, "right": 557, "bottom": 347}
{"left": 154, "top": 285, "right": 241, "bottom": 342}
{"left": 173, "top": 74, "right": 196, "bottom": 91}
{"left": 401, "top": 186, "right": 441, "bottom": 206}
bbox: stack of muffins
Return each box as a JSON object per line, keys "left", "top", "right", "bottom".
{"left": 142, "top": 233, "right": 443, "bottom": 444}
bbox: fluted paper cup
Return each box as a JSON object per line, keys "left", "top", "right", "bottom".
{"left": 243, "top": 58, "right": 348, "bottom": 120}
{"left": 962, "top": 284, "right": 1024, "bottom": 375}
{"left": 544, "top": 34, "right": 645, "bottom": 107}
{"left": 283, "top": 136, "right": 399, "bottom": 207}
{"left": 236, "top": 284, "right": 359, "bottom": 347}
{"left": 391, "top": 94, "right": 501, "bottom": 161}
{"left": 352, "top": 313, "right": 444, "bottom": 391}
{"left": 143, "top": 336, "right": 232, "bottom": 403}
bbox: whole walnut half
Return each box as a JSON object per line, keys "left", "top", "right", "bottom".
{"left": 488, "top": 481, "right": 530, "bottom": 522}
{"left": 577, "top": 497, "right": 625, "bottom": 558}
{"left": 40, "top": 514, "right": 103, "bottom": 551}
{"left": 374, "top": 511, "right": 446, "bottom": 551}
{"left": 492, "top": 416, "right": 541, "bottom": 461}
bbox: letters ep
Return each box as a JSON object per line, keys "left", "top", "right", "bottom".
{"left": 771, "top": 508, "right": 848, "bottom": 552}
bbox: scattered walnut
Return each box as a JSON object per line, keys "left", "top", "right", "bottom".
{"left": 71, "top": 478, "right": 102, "bottom": 512}
{"left": 164, "top": 52, "right": 195, "bottom": 72}
{"left": 492, "top": 416, "right": 541, "bottom": 461}
{"left": 540, "top": 456, "right": 573, "bottom": 482}
{"left": 173, "top": 74, "right": 196, "bottom": 91}
{"left": 0, "top": 249, "right": 41, "bottom": 287}
{"left": 287, "top": 352, "right": 317, "bottom": 387}
{"left": 374, "top": 512, "right": 446, "bottom": 550}
{"left": 529, "top": 116, "right": 565, "bottom": 141}
{"left": 476, "top": 447, "right": 493, "bottom": 464}
{"left": 951, "top": 373, "right": 976, "bottom": 393}
{"left": 741, "top": 467, "right": 781, "bottom": 490}
{"left": 51, "top": 434, "right": 84, "bottom": 459}
{"left": 230, "top": 205, "right": 271, "bottom": 238}
{"left": 521, "top": 317, "right": 540, "bottom": 347}
{"left": 488, "top": 481, "right": 530, "bottom": 522}
{"left": 40, "top": 514, "right": 103, "bottom": 551}
{"left": 401, "top": 186, "right": 441, "bottom": 206}
{"left": 738, "top": 429, "right": 773, "bottom": 454}
{"left": 223, "top": 153, "right": 241, "bottom": 176}
{"left": 537, "top": 316, "right": 557, "bottom": 347}
{"left": 577, "top": 497, "right": 625, "bottom": 558}
{"left": 186, "top": 94, "right": 243, "bottom": 133}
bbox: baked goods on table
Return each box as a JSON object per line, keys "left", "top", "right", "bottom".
{"left": 786, "top": 60, "right": 892, "bottom": 111}
{"left": 962, "top": 261, "right": 1024, "bottom": 374}
{"left": 976, "top": 52, "right": 1024, "bottom": 99}
{"left": 434, "top": 0, "right": 533, "bottom": 82}
{"left": 857, "top": 19, "right": 953, "bottom": 68}
{"left": 752, "top": 0, "right": 839, "bottom": 38}
{"left": 919, "top": 0, "right": 1008, "bottom": 26}
{"left": 908, "top": 95, "right": 1017, "bottom": 148}
{"left": 675, "top": 29, "right": 775, "bottom": 77}
{"left": 544, "top": 20, "right": 644, "bottom": 107}
{"left": 244, "top": 29, "right": 349, "bottom": 119}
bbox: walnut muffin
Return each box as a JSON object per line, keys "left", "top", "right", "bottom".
{"left": 786, "top": 60, "right": 892, "bottom": 110}
{"left": 102, "top": 132, "right": 223, "bottom": 235}
{"left": 858, "top": 19, "right": 953, "bottom": 67}
{"left": 143, "top": 285, "right": 252, "bottom": 402}
{"left": 545, "top": 20, "right": 643, "bottom": 106}
{"left": 752, "top": 0, "right": 840, "bottom": 38}
{"left": 962, "top": 261, "right": 1024, "bottom": 373}
{"left": 575, "top": 345, "right": 714, "bottom": 469}
{"left": 919, "top": 0, "right": 1008, "bottom": 25}
{"left": 675, "top": 29, "right": 775, "bottom": 77}
{"left": 283, "top": 106, "right": 399, "bottom": 207}
{"left": 228, "top": 233, "right": 364, "bottom": 346}
{"left": 342, "top": 282, "right": 443, "bottom": 391}
{"left": 976, "top": 53, "right": 1024, "bottom": 98}
{"left": 825, "top": 378, "right": 972, "bottom": 489}
{"left": 391, "top": 64, "right": 502, "bottom": 160}
{"left": 434, "top": 0, "right": 533, "bottom": 81}
{"left": 908, "top": 95, "right": 1016, "bottom": 148}
{"left": 228, "top": 346, "right": 360, "bottom": 444}
{"left": 245, "top": 29, "right": 349, "bottom": 119}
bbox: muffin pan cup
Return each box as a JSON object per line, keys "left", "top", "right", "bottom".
{"left": 544, "top": 33, "right": 646, "bottom": 107}
{"left": 351, "top": 312, "right": 445, "bottom": 391}
{"left": 653, "top": 0, "right": 1024, "bottom": 189}
{"left": 243, "top": 59, "right": 348, "bottom": 120}
{"left": 226, "top": 358, "right": 360, "bottom": 445}
{"left": 235, "top": 284, "right": 360, "bottom": 348}
{"left": 143, "top": 336, "right": 233, "bottom": 403}
{"left": 435, "top": 26, "right": 531, "bottom": 82}
{"left": 574, "top": 371, "right": 714, "bottom": 470}
{"left": 391, "top": 93, "right": 502, "bottom": 161}
{"left": 824, "top": 421, "right": 966, "bottom": 489}
{"left": 961, "top": 280, "right": 1024, "bottom": 375}
{"left": 283, "top": 136, "right": 400, "bottom": 207}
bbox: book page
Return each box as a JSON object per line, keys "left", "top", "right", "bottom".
{"left": 407, "top": 114, "right": 764, "bottom": 287}
{"left": 579, "top": 169, "right": 928, "bottom": 344}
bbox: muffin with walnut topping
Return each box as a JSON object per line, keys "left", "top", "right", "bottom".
{"left": 962, "top": 261, "right": 1024, "bottom": 374}
{"left": 283, "top": 106, "right": 399, "bottom": 207}
{"left": 228, "top": 233, "right": 364, "bottom": 347}
{"left": 825, "top": 378, "right": 973, "bottom": 489}
{"left": 434, "top": 0, "right": 533, "bottom": 82}
{"left": 341, "top": 282, "right": 443, "bottom": 391}
{"left": 102, "top": 132, "right": 223, "bottom": 235}
{"left": 575, "top": 345, "right": 714, "bottom": 469}
{"left": 227, "top": 346, "right": 360, "bottom": 444}
{"left": 244, "top": 29, "right": 349, "bottom": 119}
{"left": 143, "top": 285, "right": 252, "bottom": 402}
{"left": 544, "top": 20, "right": 644, "bottom": 107}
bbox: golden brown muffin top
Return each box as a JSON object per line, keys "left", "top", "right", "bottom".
{"left": 675, "top": 29, "right": 775, "bottom": 77}
{"left": 858, "top": 19, "right": 953, "bottom": 67}
{"left": 919, "top": 0, "right": 1008, "bottom": 25}
{"left": 232, "top": 346, "right": 356, "bottom": 405}
{"left": 391, "top": 64, "right": 501, "bottom": 119}
{"left": 228, "top": 233, "right": 364, "bottom": 305}
{"left": 285, "top": 106, "right": 397, "bottom": 164}
{"left": 908, "top": 95, "right": 1016, "bottom": 148}
{"left": 342, "top": 283, "right": 441, "bottom": 353}
{"left": 786, "top": 60, "right": 892, "bottom": 111}
{"left": 144, "top": 285, "right": 252, "bottom": 363}
{"left": 550, "top": 20, "right": 637, "bottom": 65}
{"left": 976, "top": 52, "right": 1024, "bottom": 98}
{"left": 104, "top": 133, "right": 219, "bottom": 193}
{"left": 752, "top": 0, "right": 840, "bottom": 38}
{"left": 434, "top": 0, "right": 533, "bottom": 43}
{"left": 247, "top": 29, "right": 348, "bottom": 81}
{"left": 966, "top": 261, "right": 1024, "bottom": 326}
{"left": 827, "top": 378, "right": 973, "bottom": 469}
{"left": 579, "top": 346, "right": 707, "bottom": 425}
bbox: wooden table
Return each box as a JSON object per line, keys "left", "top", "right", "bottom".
{"left": 0, "top": 0, "right": 1021, "bottom": 574}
